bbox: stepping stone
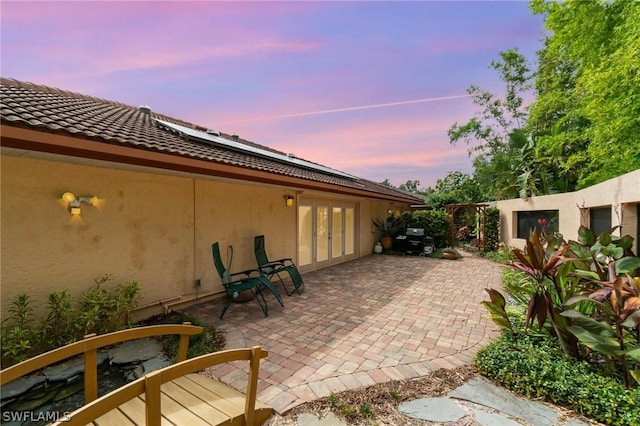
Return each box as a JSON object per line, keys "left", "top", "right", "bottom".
{"left": 398, "top": 397, "right": 467, "bottom": 422}
{"left": 297, "top": 412, "right": 346, "bottom": 426}
{"left": 0, "top": 375, "right": 47, "bottom": 399}
{"left": 109, "top": 338, "right": 163, "bottom": 364}
{"left": 448, "top": 378, "right": 558, "bottom": 426}
{"left": 472, "top": 408, "right": 522, "bottom": 426}
{"left": 43, "top": 352, "right": 109, "bottom": 381}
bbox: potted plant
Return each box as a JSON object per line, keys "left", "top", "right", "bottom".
{"left": 372, "top": 216, "right": 403, "bottom": 250}
{"left": 442, "top": 247, "right": 460, "bottom": 260}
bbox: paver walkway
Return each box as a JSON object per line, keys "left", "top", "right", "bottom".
{"left": 182, "top": 251, "right": 503, "bottom": 414}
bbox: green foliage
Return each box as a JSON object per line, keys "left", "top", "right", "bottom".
{"left": 79, "top": 274, "right": 141, "bottom": 335}
{"left": 398, "top": 209, "right": 449, "bottom": 248}
{"left": 475, "top": 327, "right": 640, "bottom": 426}
{"left": 423, "top": 171, "right": 481, "bottom": 209}
{"left": 0, "top": 294, "right": 36, "bottom": 363}
{"left": 155, "top": 312, "right": 225, "bottom": 360}
{"left": 482, "top": 226, "right": 640, "bottom": 390}
{"left": 502, "top": 268, "right": 536, "bottom": 306}
{"left": 529, "top": 0, "right": 640, "bottom": 189}
{"left": 484, "top": 207, "right": 500, "bottom": 252}
{"left": 398, "top": 179, "right": 424, "bottom": 195}
{"left": 0, "top": 275, "right": 142, "bottom": 366}
{"left": 359, "top": 402, "right": 373, "bottom": 418}
{"left": 481, "top": 248, "right": 512, "bottom": 264}
{"left": 372, "top": 215, "right": 403, "bottom": 238}
{"left": 448, "top": 49, "right": 540, "bottom": 200}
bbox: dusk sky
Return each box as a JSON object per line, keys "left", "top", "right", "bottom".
{"left": 1, "top": 1, "right": 545, "bottom": 188}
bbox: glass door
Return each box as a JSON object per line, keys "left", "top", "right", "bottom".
{"left": 298, "top": 199, "right": 357, "bottom": 270}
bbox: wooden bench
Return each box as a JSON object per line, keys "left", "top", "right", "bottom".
{"left": 53, "top": 346, "right": 272, "bottom": 426}
{"left": 1, "top": 325, "right": 273, "bottom": 425}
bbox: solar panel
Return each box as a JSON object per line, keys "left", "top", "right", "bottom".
{"left": 154, "top": 118, "right": 356, "bottom": 180}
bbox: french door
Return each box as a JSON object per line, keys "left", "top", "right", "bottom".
{"left": 298, "top": 199, "right": 357, "bottom": 270}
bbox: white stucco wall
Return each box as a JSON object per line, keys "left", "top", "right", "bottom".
{"left": 496, "top": 169, "right": 640, "bottom": 251}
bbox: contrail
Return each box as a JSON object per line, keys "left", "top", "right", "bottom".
{"left": 219, "top": 94, "right": 471, "bottom": 124}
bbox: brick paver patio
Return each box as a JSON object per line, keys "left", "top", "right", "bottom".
{"left": 182, "top": 251, "right": 504, "bottom": 414}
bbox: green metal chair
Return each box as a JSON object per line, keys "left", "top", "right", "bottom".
{"left": 212, "top": 242, "right": 284, "bottom": 319}
{"left": 253, "top": 235, "right": 305, "bottom": 296}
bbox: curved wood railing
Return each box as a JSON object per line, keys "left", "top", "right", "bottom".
{"left": 52, "top": 346, "right": 268, "bottom": 426}
{"left": 0, "top": 323, "right": 203, "bottom": 404}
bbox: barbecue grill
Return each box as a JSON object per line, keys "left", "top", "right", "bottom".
{"left": 394, "top": 227, "right": 431, "bottom": 255}
{"left": 405, "top": 227, "right": 425, "bottom": 254}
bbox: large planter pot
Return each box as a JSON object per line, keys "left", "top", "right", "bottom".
{"left": 442, "top": 251, "right": 457, "bottom": 260}
{"left": 381, "top": 236, "right": 393, "bottom": 250}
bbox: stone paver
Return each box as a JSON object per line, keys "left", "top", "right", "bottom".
{"left": 183, "top": 251, "right": 503, "bottom": 414}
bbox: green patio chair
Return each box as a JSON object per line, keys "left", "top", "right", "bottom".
{"left": 254, "top": 235, "right": 305, "bottom": 296}
{"left": 212, "top": 242, "right": 284, "bottom": 319}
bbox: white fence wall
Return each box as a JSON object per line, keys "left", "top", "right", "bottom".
{"left": 495, "top": 169, "right": 640, "bottom": 252}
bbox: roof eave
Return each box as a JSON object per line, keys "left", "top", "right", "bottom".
{"left": 0, "top": 124, "right": 421, "bottom": 204}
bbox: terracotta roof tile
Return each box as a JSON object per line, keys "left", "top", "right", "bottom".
{"left": 1, "top": 77, "right": 422, "bottom": 202}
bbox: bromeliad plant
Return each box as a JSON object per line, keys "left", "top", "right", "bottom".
{"left": 482, "top": 226, "right": 640, "bottom": 388}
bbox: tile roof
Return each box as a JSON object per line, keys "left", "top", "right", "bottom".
{"left": 1, "top": 77, "right": 422, "bottom": 202}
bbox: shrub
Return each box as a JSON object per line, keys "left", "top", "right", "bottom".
{"left": 481, "top": 245, "right": 512, "bottom": 264}
{"left": 484, "top": 207, "right": 500, "bottom": 252}
{"left": 399, "top": 209, "right": 449, "bottom": 248}
{"left": 154, "top": 312, "right": 225, "bottom": 360}
{"left": 475, "top": 327, "right": 640, "bottom": 426}
{"left": 0, "top": 275, "right": 141, "bottom": 366}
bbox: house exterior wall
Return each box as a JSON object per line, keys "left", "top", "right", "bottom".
{"left": 496, "top": 169, "right": 640, "bottom": 252}
{"left": 1, "top": 154, "right": 408, "bottom": 318}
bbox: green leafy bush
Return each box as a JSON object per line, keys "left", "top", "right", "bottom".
{"left": 484, "top": 207, "right": 500, "bottom": 252}
{"left": 475, "top": 327, "right": 640, "bottom": 426}
{"left": 153, "top": 312, "right": 225, "bottom": 360}
{"left": 482, "top": 226, "right": 640, "bottom": 387}
{"left": 0, "top": 275, "right": 141, "bottom": 366}
{"left": 399, "top": 209, "right": 449, "bottom": 248}
{"left": 481, "top": 245, "right": 512, "bottom": 264}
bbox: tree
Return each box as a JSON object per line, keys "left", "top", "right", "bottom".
{"left": 448, "top": 49, "right": 541, "bottom": 200}
{"left": 529, "top": 0, "right": 640, "bottom": 189}
{"left": 424, "top": 171, "right": 481, "bottom": 210}
{"left": 398, "top": 180, "right": 423, "bottom": 195}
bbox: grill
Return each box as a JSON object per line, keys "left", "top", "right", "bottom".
{"left": 395, "top": 227, "right": 433, "bottom": 255}
{"left": 405, "top": 228, "right": 425, "bottom": 254}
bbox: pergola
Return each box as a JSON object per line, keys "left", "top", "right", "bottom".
{"left": 446, "top": 203, "right": 489, "bottom": 250}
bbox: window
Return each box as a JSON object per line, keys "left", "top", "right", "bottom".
{"left": 516, "top": 210, "right": 559, "bottom": 239}
{"left": 590, "top": 207, "right": 611, "bottom": 236}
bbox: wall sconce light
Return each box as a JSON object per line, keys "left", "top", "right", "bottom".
{"left": 284, "top": 195, "right": 295, "bottom": 207}
{"left": 62, "top": 192, "right": 98, "bottom": 215}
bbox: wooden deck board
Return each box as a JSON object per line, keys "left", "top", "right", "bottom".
{"left": 184, "top": 374, "right": 272, "bottom": 415}
{"left": 174, "top": 375, "right": 246, "bottom": 415}
{"left": 161, "top": 379, "right": 230, "bottom": 425}
{"left": 137, "top": 391, "right": 211, "bottom": 426}
{"left": 91, "top": 405, "right": 136, "bottom": 426}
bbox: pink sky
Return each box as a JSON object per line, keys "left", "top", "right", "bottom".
{"left": 1, "top": 1, "right": 544, "bottom": 188}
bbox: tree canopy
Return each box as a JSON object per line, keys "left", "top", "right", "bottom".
{"left": 447, "top": 0, "right": 639, "bottom": 200}
{"left": 529, "top": 0, "right": 640, "bottom": 189}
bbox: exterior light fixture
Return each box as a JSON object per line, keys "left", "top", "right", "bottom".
{"left": 284, "top": 195, "right": 294, "bottom": 207}
{"left": 61, "top": 192, "right": 98, "bottom": 215}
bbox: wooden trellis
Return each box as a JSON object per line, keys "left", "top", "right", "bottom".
{"left": 446, "top": 203, "right": 489, "bottom": 250}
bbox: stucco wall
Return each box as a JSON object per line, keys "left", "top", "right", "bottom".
{"left": 0, "top": 155, "right": 295, "bottom": 317}
{"left": 496, "top": 169, "right": 640, "bottom": 251}
{"left": 1, "top": 154, "right": 409, "bottom": 318}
